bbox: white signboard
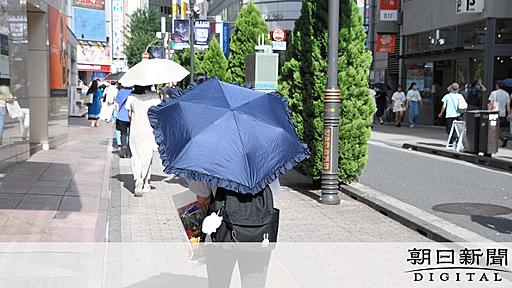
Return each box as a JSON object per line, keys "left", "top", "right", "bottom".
{"left": 78, "top": 44, "right": 111, "bottom": 65}
{"left": 380, "top": 10, "right": 398, "bottom": 21}
{"left": 272, "top": 41, "right": 286, "bottom": 51}
{"left": 112, "top": 0, "right": 124, "bottom": 59}
{"left": 456, "top": 0, "right": 484, "bottom": 14}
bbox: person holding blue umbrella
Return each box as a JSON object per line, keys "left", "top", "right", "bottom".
{"left": 149, "top": 78, "right": 309, "bottom": 287}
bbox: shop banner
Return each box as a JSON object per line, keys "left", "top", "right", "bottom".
{"left": 173, "top": 19, "right": 190, "bottom": 50}
{"left": 74, "top": 0, "right": 105, "bottom": 10}
{"left": 112, "top": 0, "right": 124, "bottom": 59}
{"left": 380, "top": 0, "right": 398, "bottom": 21}
{"left": 48, "top": 7, "right": 69, "bottom": 97}
{"left": 194, "top": 20, "right": 209, "bottom": 46}
{"left": 376, "top": 33, "right": 396, "bottom": 53}
{"left": 78, "top": 44, "right": 111, "bottom": 65}
{"left": 73, "top": 7, "right": 106, "bottom": 42}
{"left": 456, "top": 0, "right": 484, "bottom": 14}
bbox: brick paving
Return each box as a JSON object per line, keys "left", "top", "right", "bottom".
{"left": 111, "top": 151, "right": 428, "bottom": 243}
{"left": 0, "top": 118, "right": 111, "bottom": 242}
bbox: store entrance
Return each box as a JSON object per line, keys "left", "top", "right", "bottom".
{"left": 432, "top": 60, "right": 454, "bottom": 125}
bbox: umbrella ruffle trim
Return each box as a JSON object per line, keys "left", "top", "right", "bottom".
{"left": 161, "top": 146, "right": 310, "bottom": 194}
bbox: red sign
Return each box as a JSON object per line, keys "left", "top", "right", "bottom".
{"left": 380, "top": 0, "right": 398, "bottom": 10}
{"left": 376, "top": 34, "right": 396, "bottom": 53}
{"left": 142, "top": 52, "right": 149, "bottom": 60}
{"left": 271, "top": 28, "right": 286, "bottom": 42}
{"left": 74, "top": 0, "right": 105, "bottom": 10}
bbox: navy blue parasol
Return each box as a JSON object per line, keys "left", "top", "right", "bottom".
{"left": 148, "top": 78, "right": 309, "bottom": 194}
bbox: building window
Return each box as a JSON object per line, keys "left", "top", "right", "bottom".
{"left": 496, "top": 19, "right": 512, "bottom": 44}
{"left": 458, "top": 21, "right": 486, "bottom": 49}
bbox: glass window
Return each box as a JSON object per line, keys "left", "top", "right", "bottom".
{"left": 458, "top": 21, "right": 486, "bottom": 49}
{"left": 496, "top": 19, "right": 512, "bottom": 44}
{"left": 406, "top": 62, "right": 433, "bottom": 99}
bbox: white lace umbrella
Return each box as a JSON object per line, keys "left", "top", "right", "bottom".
{"left": 119, "top": 59, "right": 189, "bottom": 86}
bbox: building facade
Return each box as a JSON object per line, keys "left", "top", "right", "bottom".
{"left": 69, "top": 0, "right": 113, "bottom": 82}
{"left": 0, "top": 0, "right": 73, "bottom": 170}
{"left": 368, "top": 0, "right": 512, "bottom": 125}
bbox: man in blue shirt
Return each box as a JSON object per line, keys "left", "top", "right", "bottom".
{"left": 115, "top": 86, "right": 132, "bottom": 158}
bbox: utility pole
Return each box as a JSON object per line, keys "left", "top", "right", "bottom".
{"left": 189, "top": 0, "right": 196, "bottom": 81}
{"left": 320, "top": 0, "right": 341, "bottom": 205}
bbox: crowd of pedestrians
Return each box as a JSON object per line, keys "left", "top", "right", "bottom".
{"left": 371, "top": 79, "right": 512, "bottom": 147}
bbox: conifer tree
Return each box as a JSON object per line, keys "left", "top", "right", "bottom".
{"left": 279, "top": 0, "right": 373, "bottom": 183}
{"left": 228, "top": 1, "right": 269, "bottom": 85}
{"left": 201, "top": 37, "right": 231, "bottom": 82}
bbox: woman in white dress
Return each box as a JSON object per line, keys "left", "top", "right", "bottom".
{"left": 392, "top": 85, "right": 406, "bottom": 127}
{"left": 125, "top": 85, "right": 161, "bottom": 197}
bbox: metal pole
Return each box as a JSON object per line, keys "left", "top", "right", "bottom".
{"left": 161, "top": 16, "right": 166, "bottom": 59}
{"left": 320, "top": 0, "right": 341, "bottom": 205}
{"left": 189, "top": 0, "right": 196, "bottom": 82}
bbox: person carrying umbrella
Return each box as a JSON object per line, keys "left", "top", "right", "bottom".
{"left": 148, "top": 78, "right": 309, "bottom": 287}
{"left": 125, "top": 86, "right": 161, "bottom": 196}
{"left": 119, "top": 58, "right": 190, "bottom": 197}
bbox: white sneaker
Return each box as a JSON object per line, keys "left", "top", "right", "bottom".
{"left": 409, "top": 124, "right": 415, "bottom": 128}
{"left": 142, "top": 185, "right": 151, "bottom": 193}
{"left": 134, "top": 180, "right": 143, "bottom": 197}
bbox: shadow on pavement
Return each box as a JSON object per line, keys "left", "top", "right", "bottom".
{"left": 111, "top": 173, "right": 168, "bottom": 193}
{"left": 471, "top": 215, "right": 512, "bottom": 234}
{"left": 123, "top": 273, "right": 207, "bottom": 288}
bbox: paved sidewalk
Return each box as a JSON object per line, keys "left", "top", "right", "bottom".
{"left": 0, "top": 118, "right": 112, "bottom": 241}
{"left": 110, "top": 149, "right": 429, "bottom": 242}
{"left": 371, "top": 123, "right": 512, "bottom": 161}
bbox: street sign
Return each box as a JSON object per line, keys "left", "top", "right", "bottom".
{"left": 456, "top": 0, "right": 484, "bottom": 14}
{"left": 272, "top": 28, "right": 286, "bottom": 42}
{"left": 142, "top": 52, "right": 149, "bottom": 60}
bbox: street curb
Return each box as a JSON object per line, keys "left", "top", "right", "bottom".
{"left": 340, "top": 183, "right": 491, "bottom": 243}
{"left": 402, "top": 143, "right": 512, "bottom": 172}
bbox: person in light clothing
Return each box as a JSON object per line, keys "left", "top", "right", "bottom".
{"left": 391, "top": 85, "right": 406, "bottom": 127}
{"left": 438, "top": 83, "right": 464, "bottom": 144}
{"left": 488, "top": 82, "right": 511, "bottom": 147}
{"left": 126, "top": 85, "right": 161, "bottom": 197}
{"left": 406, "top": 83, "right": 422, "bottom": 128}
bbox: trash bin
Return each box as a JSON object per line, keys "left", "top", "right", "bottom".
{"left": 463, "top": 111, "right": 481, "bottom": 153}
{"left": 479, "top": 111, "right": 499, "bottom": 156}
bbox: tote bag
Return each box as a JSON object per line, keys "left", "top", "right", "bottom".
{"left": 6, "top": 100, "right": 23, "bottom": 118}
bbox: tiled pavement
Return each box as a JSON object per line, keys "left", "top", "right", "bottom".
{"left": 0, "top": 119, "right": 111, "bottom": 242}
{"left": 112, "top": 150, "right": 429, "bottom": 243}
{"left": 0, "top": 116, "right": 429, "bottom": 243}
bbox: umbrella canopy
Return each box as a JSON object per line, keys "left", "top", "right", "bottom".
{"left": 148, "top": 78, "right": 309, "bottom": 194}
{"left": 104, "top": 72, "right": 124, "bottom": 82}
{"left": 119, "top": 59, "right": 189, "bottom": 86}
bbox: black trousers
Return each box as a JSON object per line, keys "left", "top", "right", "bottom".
{"left": 116, "top": 119, "right": 130, "bottom": 147}
{"left": 445, "top": 117, "right": 460, "bottom": 144}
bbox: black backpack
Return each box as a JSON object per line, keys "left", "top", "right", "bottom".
{"left": 208, "top": 186, "right": 279, "bottom": 243}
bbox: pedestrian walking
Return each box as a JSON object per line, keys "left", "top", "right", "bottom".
{"left": 114, "top": 84, "right": 132, "bottom": 158}
{"left": 100, "top": 82, "right": 118, "bottom": 122}
{"left": 406, "top": 83, "right": 422, "bottom": 128}
{"left": 165, "top": 82, "right": 183, "bottom": 99}
{"left": 375, "top": 89, "right": 387, "bottom": 125}
{"left": 189, "top": 180, "right": 280, "bottom": 288}
{"left": 466, "top": 79, "right": 486, "bottom": 111}
{"left": 86, "top": 79, "right": 103, "bottom": 127}
{"left": 126, "top": 85, "right": 161, "bottom": 197}
{"left": 438, "top": 83, "right": 465, "bottom": 144}
{"left": 488, "top": 81, "right": 511, "bottom": 147}
{"left": 391, "top": 85, "right": 406, "bottom": 127}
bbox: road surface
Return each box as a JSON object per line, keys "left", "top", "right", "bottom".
{"left": 360, "top": 142, "right": 512, "bottom": 242}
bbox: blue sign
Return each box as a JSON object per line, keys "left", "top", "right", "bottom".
{"left": 73, "top": 7, "right": 105, "bottom": 42}
{"left": 222, "top": 23, "right": 230, "bottom": 59}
